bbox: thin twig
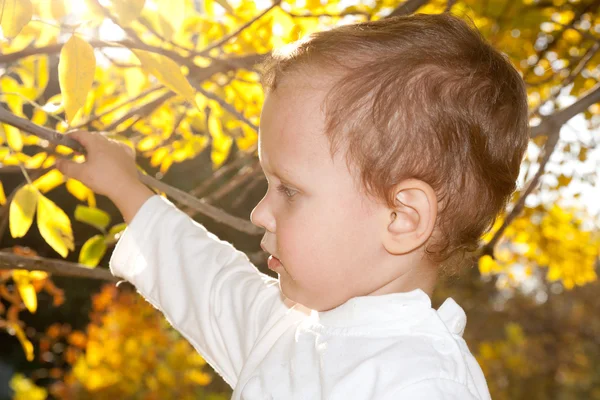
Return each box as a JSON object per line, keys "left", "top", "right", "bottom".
{"left": 189, "top": 152, "right": 256, "bottom": 198}
{"left": 482, "top": 127, "right": 561, "bottom": 257}
{"left": 204, "top": 161, "right": 262, "bottom": 204}
{"left": 195, "top": 85, "right": 259, "bottom": 132}
{"left": 285, "top": 10, "right": 371, "bottom": 18}
{"left": 197, "top": 0, "right": 282, "bottom": 57}
{"left": 529, "top": 41, "right": 600, "bottom": 119}
{"left": 71, "top": 86, "right": 165, "bottom": 130}
{"left": 104, "top": 92, "right": 174, "bottom": 131}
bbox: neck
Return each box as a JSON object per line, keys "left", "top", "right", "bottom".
{"left": 368, "top": 253, "right": 439, "bottom": 298}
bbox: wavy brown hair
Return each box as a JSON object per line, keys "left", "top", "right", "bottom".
{"left": 259, "top": 13, "right": 529, "bottom": 275}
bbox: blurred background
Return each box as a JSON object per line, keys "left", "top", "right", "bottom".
{"left": 0, "top": 0, "right": 599, "bottom": 399}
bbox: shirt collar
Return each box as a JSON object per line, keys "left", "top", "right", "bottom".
{"left": 313, "top": 288, "right": 433, "bottom": 329}
{"left": 309, "top": 289, "right": 467, "bottom": 336}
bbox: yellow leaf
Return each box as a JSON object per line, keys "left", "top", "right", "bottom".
{"left": 209, "top": 114, "right": 232, "bottom": 169}
{"left": 16, "top": 56, "right": 49, "bottom": 97}
{"left": 36, "top": 194, "right": 74, "bottom": 257}
{"left": 8, "top": 322, "right": 34, "bottom": 361}
{"left": 66, "top": 178, "right": 94, "bottom": 205}
{"left": 137, "top": 134, "right": 162, "bottom": 151}
{"left": 478, "top": 254, "right": 502, "bottom": 275}
{"left": 157, "top": 0, "right": 184, "bottom": 37}
{"left": 9, "top": 184, "right": 39, "bottom": 238}
{"left": 150, "top": 146, "right": 169, "bottom": 167}
{"left": 24, "top": 152, "right": 48, "bottom": 169}
{"left": 9, "top": 373, "right": 48, "bottom": 399}
{"left": 124, "top": 66, "right": 147, "bottom": 96}
{"left": 184, "top": 369, "right": 212, "bottom": 386}
{"left": 132, "top": 50, "right": 197, "bottom": 107}
{"left": 0, "top": 180, "right": 6, "bottom": 205}
{"left": 13, "top": 270, "right": 37, "bottom": 313}
{"left": 59, "top": 35, "right": 96, "bottom": 124}
{"left": 110, "top": 0, "right": 145, "bottom": 25}
{"left": 204, "top": 0, "right": 233, "bottom": 15}
{"left": 2, "top": 124, "right": 23, "bottom": 152}
{"left": 0, "top": 0, "right": 33, "bottom": 39}
{"left": 32, "top": 169, "right": 65, "bottom": 193}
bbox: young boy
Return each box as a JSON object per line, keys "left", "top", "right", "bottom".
{"left": 56, "top": 12, "right": 528, "bottom": 399}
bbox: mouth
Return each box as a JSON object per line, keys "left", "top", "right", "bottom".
{"left": 267, "top": 255, "right": 283, "bottom": 271}
{"left": 261, "top": 243, "right": 282, "bottom": 270}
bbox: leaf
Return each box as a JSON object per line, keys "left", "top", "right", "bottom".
{"left": 79, "top": 234, "right": 107, "bottom": 267}
{"left": 0, "top": 0, "right": 33, "bottom": 39}
{"left": 157, "top": 0, "right": 184, "bottom": 37}
{"left": 36, "top": 194, "right": 74, "bottom": 258}
{"left": 137, "top": 134, "right": 163, "bottom": 151}
{"left": 66, "top": 179, "right": 95, "bottom": 207}
{"left": 2, "top": 124, "right": 23, "bottom": 152}
{"left": 8, "top": 322, "right": 34, "bottom": 362}
{"left": 132, "top": 50, "right": 197, "bottom": 108}
{"left": 9, "top": 184, "right": 39, "bottom": 238}
{"left": 74, "top": 205, "right": 111, "bottom": 231}
{"left": 204, "top": 0, "right": 233, "bottom": 15}
{"left": 0, "top": 180, "right": 6, "bottom": 205}
{"left": 32, "top": 169, "right": 65, "bottom": 193}
{"left": 208, "top": 113, "right": 232, "bottom": 169}
{"left": 59, "top": 35, "right": 96, "bottom": 124}
{"left": 110, "top": 0, "right": 145, "bottom": 25}
{"left": 108, "top": 222, "right": 127, "bottom": 237}
{"left": 12, "top": 270, "right": 37, "bottom": 313}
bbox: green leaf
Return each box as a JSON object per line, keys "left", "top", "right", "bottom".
{"left": 75, "top": 205, "right": 111, "bottom": 231}
{"left": 108, "top": 222, "right": 128, "bottom": 237}
{"left": 79, "top": 234, "right": 107, "bottom": 267}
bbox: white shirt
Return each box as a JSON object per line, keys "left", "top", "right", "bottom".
{"left": 109, "top": 194, "right": 492, "bottom": 400}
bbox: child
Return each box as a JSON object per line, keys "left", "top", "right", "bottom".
{"left": 56, "top": 12, "right": 528, "bottom": 399}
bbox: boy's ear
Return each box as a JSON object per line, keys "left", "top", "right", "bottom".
{"left": 382, "top": 179, "right": 438, "bottom": 255}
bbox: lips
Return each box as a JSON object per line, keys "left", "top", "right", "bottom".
{"left": 261, "top": 243, "right": 282, "bottom": 270}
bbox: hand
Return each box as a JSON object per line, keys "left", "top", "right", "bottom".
{"left": 55, "top": 130, "right": 141, "bottom": 201}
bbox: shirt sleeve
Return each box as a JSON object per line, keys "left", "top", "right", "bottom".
{"left": 387, "top": 378, "right": 482, "bottom": 400}
{"left": 108, "top": 194, "right": 300, "bottom": 388}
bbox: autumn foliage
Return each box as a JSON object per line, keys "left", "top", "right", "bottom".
{"left": 0, "top": 0, "right": 599, "bottom": 399}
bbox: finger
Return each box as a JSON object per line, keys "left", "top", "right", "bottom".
{"left": 55, "top": 157, "right": 86, "bottom": 181}
{"left": 62, "top": 130, "right": 96, "bottom": 151}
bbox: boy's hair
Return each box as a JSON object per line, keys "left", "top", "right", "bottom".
{"left": 258, "top": 13, "right": 529, "bottom": 275}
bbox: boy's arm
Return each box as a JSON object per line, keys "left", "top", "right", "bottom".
{"left": 109, "top": 186, "right": 302, "bottom": 388}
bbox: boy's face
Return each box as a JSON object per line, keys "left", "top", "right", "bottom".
{"left": 250, "top": 78, "right": 392, "bottom": 312}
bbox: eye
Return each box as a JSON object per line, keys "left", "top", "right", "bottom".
{"left": 276, "top": 184, "right": 296, "bottom": 199}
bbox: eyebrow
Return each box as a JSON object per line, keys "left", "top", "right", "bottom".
{"left": 259, "top": 159, "right": 295, "bottom": 183}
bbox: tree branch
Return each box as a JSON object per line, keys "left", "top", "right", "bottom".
{"left": 530, "top": 81, "right": 600, "bottom": 138}
{"left": 197, "top": 0, "right": 282, "bottom": 57}
{"left": 0, "top": 106, "right": 85, "bottom": 156}
{"left": 482, "top": 125, "right": 561, "bottom": 256}
{"left": 388, "top": 0, "right": 430, "bottom": 17}
{"left": 0, "top": 251, "right": 119, "bottom": 282}
{"left": 0, "top": 111, "right": 263, "bottom": 235}
{"left": 528, "top": 40, "right": 600, "bottom": 119}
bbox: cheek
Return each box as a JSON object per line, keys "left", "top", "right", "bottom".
{"left": 277, "top": 204, "right": 348, "bottom": 272}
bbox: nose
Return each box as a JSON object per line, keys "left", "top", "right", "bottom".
{"left": 250, "top": 195, "right": 275, "bottom": 232}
